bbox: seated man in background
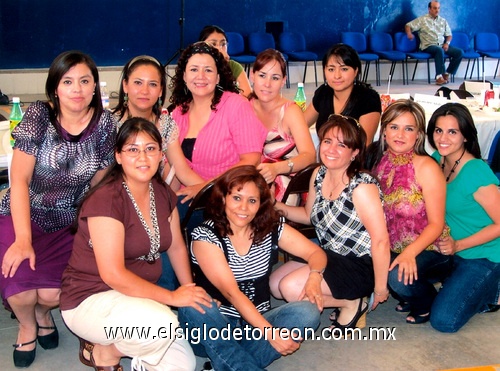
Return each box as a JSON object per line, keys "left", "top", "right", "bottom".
{"left": 405, "top": 1, "right": 463, "bottom": 85}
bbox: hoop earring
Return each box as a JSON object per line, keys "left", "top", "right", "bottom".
{"left": 216, "top": 84, "right": 224, "bottom": 92}
{"left": 124, "top": 93, "right": 129, "bottom": 108}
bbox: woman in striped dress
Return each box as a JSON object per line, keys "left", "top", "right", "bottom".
{"left": 178, "top": 165, "right": 326, "bottom": 371}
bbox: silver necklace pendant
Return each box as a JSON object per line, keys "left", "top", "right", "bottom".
{"left": 123, "top": 181, "right": 160, "bottom": 263}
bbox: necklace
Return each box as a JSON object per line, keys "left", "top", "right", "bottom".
{"left": 441, "top": 148, "right": 466, "bottom": 182}
{"left": 328, "top": 175, "right": 347, "bottom": 199}
{"left": 123, "top": 181, "right": 160, "bottom": 264}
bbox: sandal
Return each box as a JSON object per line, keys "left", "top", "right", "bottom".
{"left": 395, "top": 301, "right": 411, "bottom": 312}
{"left": 78, "top": 338, "right": 123, "bottom": 371}
{"left": 330, "top": 298, "right": 368, "bottom": 333}
{"left": 406, "top": 311, "right": 430, "bottom": 324}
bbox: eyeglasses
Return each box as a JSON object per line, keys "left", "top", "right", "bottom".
{"left": 122, "top": 146, "right": 160, "bottom": 158}
{"left": 206, "top": 40, "right": 228, "bottom": 48}
{"left": 327, "top": 114, "right": 361, "bottom": 128}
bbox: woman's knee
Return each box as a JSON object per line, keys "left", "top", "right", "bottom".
{"left": 430, "top": 311, "right": 460, "bottom": 333}
{"left": 7, "top": 289, "right": 38, "bottom": 308}
{"left": 37, "top": 288, "right": 61, "bottom": 306}
{"left": 178, "top": 301, "right": 218, "bottom": 326}
{"left": 276, "top": 267, "right": 310, "bottom": 303}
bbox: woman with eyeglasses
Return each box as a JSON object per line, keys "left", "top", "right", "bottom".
{"left": 112, "top": 55, "right": 203, "bottom": 189}
{"left": 249, "top": 49, "right": 316, "bottom": 202}
{"left": 60, "top": 118, "right": 212, "bottom": 371}
{"left": 199, "top": 25, "right": 252, "bottom": 98}
{"left": 304, "top": 43, "right": 381, "bottom": 145}
{"left": 369, "top": 99, "right": 452, "bottom": 325}
{"left": 271, "top": 115, "right": 390, "bottom": 332}
{"left": 426, "top": 103, "right": 500, "bottom": 333}
{"left": 0, "top": 51, "right": 116, "bottom": 368}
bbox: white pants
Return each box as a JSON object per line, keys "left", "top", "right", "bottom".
{"left": 62, "top": 290, "right": 195, "bottom": 371}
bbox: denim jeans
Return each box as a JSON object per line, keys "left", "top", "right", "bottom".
{"left": 431, "top": 255, "right": 500, "bottom": 333}
{"left": 423, "top": 45, "right": 463, "bottom": 76}
{"left": 178, "top": 301, "right": 320, "bottom": 371}
{"left": 156, "top": 252, "right": 180, "bottom": 291}
{"left": 156, "top": 199, "right": 203, "bottom": 291}
{"left": 388, "top": 250, "right": 452, "bottom": 315}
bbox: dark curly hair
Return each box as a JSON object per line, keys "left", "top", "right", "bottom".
{"left": 169, "top": 41, "right": 239, "bottom": 114}
{"left": 318, "top": 114, "right": 367, "bottom": 179}
{"left": 206, "top": 165, "right": 281, "bottom": 244}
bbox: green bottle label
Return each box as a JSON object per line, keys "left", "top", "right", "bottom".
{"left": 10, "top": 119, "right": 21, "bottom": 148}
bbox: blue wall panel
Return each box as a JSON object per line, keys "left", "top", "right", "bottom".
{"left": 0, "top": 0, "right": 498, "bottom": 69}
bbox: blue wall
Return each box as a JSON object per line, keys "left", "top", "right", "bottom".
{"left": 1, "top": 0, "right": 498, "bottom": 69}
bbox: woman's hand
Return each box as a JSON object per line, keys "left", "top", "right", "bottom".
{"left": 257, "top": 163, "right": 279, "bottom": 184}
{"left": 298, "top": 272, "right": 324, "bottom": 312}
{"left": 176, "top": 183, "right": 205, "bottom": 204}
{"left": 371, "top": 288, "right": 390, "bottom": 311}
{"left": 1, "top": 240, "right": 36, "bottom": 278}
{"left": 436, "top": 236, "right": 457, "bottom": 256}
{"left": 170, "top": 283, "right": 213, "bottom": 314}
{"left": 389, "top": 250, "right": 418, "bottom": 285}
{"left": 266, "top": 328, "right": 301, "bottom": 356}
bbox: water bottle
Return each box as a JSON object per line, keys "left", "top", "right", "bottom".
{"left": 294, "top": 82, "right": 307, "bottom": 111}
{"left": 100, "top": 81, "right": 110, "bottom": 110}
{"left": 9, "top": 97, "right": 23, "bottom": 148}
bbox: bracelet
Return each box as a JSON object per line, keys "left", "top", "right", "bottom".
{"left": 374, "top": 288, "right": 389, "bottom": 296}
{"left": 309, "top": 269, "right": 325, "bottom": 277}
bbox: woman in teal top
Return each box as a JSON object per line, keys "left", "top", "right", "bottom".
{"left": 427, "top": 102, "right": 500, "bottom": 332}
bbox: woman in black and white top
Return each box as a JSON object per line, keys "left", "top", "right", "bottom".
{"left": 178, "top": 165, "right": 326, "bottom": 371}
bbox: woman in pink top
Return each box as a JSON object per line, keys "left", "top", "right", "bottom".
{"left": 169, "top": 42, "right": 267, "bottom": 202}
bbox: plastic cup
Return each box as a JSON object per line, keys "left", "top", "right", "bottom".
{"left": 381, "top": 94, "right": 391, "bottom": 112}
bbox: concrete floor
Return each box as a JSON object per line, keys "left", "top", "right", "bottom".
{"left": 0, "top": 294, "right": 498, "bottom": 371}
{"left": 0, "top": 79, "right": 499, "bottom": 370}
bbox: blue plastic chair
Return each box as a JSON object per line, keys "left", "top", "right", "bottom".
{"left": 369, "top": 32, "right": 407, "bottom": 84}
{"left": 451, "top": 32, "right": 480, "bottom": 80}
{"left": 279, "top": 32, "right": 318, "bottom": 86}
{"left": 225, "top": 32, "right": 256, "bottom": 75}
{"left": 341, "top": 32, "right": 380, "bottom": 85}
{"left": 488, "top": 129, "right": 500, "bottom": 181}
{"left": 475, "top": 33, "right": 500, "bottom": 79}
{"left": 248, "top": 32, "right": 290, "bottom": 87}
{"left": 393, "top": 32, "right": 432, "bottom": 84}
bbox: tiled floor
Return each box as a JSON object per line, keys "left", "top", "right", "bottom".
{"left": 0, "top": 79, "right": 499, "bottom": 370}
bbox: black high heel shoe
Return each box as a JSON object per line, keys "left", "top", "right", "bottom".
{"left": 37, "top": 313, "right": 59, "bottom": 350}
{"left": 330, "top": 297, "right": 368, "bottom": 333}
{"left": 13, "top": 338, "right": 37, "bottom": 368}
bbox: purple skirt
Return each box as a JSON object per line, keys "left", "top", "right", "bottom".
{"left": 0, "top": 215, "right": 74, "bottom": 308}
